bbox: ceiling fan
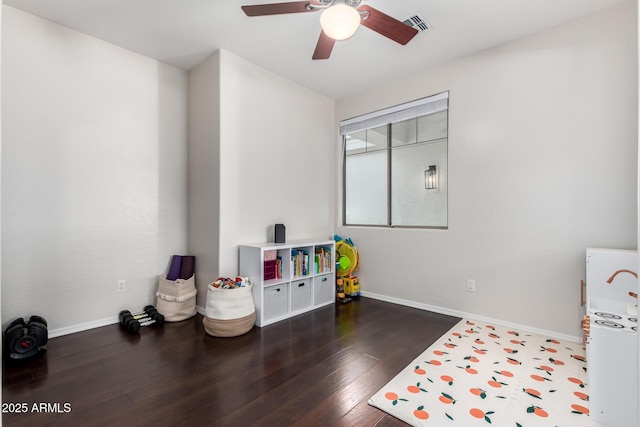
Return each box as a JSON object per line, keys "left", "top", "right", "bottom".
{"left": 241, "top": 0, "right": 419, "bottom": 60}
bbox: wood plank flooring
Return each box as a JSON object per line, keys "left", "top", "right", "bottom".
{"left": 2, "top": 297, "right": 459, "bottom": 426}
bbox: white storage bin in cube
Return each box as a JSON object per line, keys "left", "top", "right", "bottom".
{"left": 290, "top": 279, "right": 312, "bottom": 312}
{"left": 263, "top": 284, "right": 288, "bottom": 321}
{"left": 314, "top": 274, "right": 334, "bottom": 305}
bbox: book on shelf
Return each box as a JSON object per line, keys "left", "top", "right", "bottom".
{"left": 314, "top": 247, "right": 332, "bottom": 274}
{"left": 265, "top": 256, "right": 284, "bottom": 281}
{"left": 291, "top": 249, "right": 310, "bottom": 277}
{"left": 264, "top": 260, "right": 277, "bottom": 281}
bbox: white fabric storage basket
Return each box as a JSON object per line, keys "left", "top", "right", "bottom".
{"left": 203, "top": 282, "right": 255, "bottom": 337}
{"left": 156, "top": 275, "right": 197, "bottom": 322}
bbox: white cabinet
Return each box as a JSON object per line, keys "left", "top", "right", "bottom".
{"left": 239, "top": 239, "right": 335, "bottom": 327}
{"left": 585, "top": 248, "right": 638, "bottom": 427}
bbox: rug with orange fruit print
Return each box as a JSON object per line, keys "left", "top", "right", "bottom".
{"left": 368, "top": 319, "right": 603, "bottom": 426}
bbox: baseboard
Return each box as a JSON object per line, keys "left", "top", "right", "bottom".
{"left": 361, "top": 291, "right": 582, "bottom": 343}
{"left": 49, "top": 316, "right": 119, "bottom": 339}
{"left": 48, "top": 299, "right": 581, "bottom": 343}
{"left": 49, "top": 306, "right": 208, "bottom": 338}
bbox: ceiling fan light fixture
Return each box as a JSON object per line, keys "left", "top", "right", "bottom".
{"left": 320, "top": 4, "right": 361, "bottom": 41}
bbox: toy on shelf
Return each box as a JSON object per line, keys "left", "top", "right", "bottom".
{"left": 334, "top": 235, "right": 361, "bottom": 301}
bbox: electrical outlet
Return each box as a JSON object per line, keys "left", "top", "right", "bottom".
{"left": 466, "top": 279, "right": 476, "bottom": 292}
{"left": 117, "top": 280, "right": 126, "bottom": 292}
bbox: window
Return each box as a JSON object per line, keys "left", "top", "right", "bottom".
{"left": 341, "top": 92, "right": 448, "bottom": 228}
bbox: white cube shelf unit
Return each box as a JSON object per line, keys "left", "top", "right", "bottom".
{"left": 239, "top": 239, "right": 335, "bottom": 327}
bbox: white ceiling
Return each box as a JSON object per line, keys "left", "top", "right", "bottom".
{"left": 3, "top": 0, "right": 630, "bottom": 100}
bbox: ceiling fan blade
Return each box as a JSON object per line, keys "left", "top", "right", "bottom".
{"left": 242, "top": 1, "right": 320, "bottom": 17}
{"left": 312, "top": 30, "right": 335, "bottom": 60}
{"left": 357, "top": 5, "right": 418, "bottom": 45}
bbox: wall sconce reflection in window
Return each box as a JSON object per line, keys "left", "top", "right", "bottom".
{"left": 425, "top": 165, "right": 437, "bottom": 190}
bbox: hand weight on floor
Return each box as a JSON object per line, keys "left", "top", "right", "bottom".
{"left": 138, "top": 306, "right": 164, "bottom": 327}
{"left": 3, "top": 315, "right": 48, "bottom": 361}
{"left": 119, "top": 305, "right": 164, "bottom": 333}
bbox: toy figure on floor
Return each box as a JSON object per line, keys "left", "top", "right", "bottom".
{"left": 336, "top": 278, "right": 351, "bottom": 304}
{"left": 334, "top": 235, "right": 361, "bottom": 299}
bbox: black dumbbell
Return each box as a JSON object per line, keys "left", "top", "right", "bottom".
{"left": 136, "top": 306, "right": 163, "bottom": 325}
{"left": 121, "top": 311, "right": 164, "bottom": 332}
{"left": 119, "top": 306, "right": 164, "bottom": 333}
{"left": 7, "top": 317, "right": 25, "bottom": 330}
{"left": 29, "top": 315, "right": 48, "bottom": 347}
{"left": 3, "top": 316, "right": 48, "bottom": 361}
{"left": 143, "top": 306, "right": 165, "bottom": 326}
{"left": 29, "top": 315, "right": 47, "bottom": 327}
{"left": 131, "top": 311, "right": 159, "bottom": 327}
{"left": 119, "top": 310, "right": 141, "bottom": 333}
{"left": 4, "top": 320, "right": 27, "bottom": 360}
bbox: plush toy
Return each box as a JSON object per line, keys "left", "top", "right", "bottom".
{"left": 212, "top": 276, "right": 251, "bottom": 289}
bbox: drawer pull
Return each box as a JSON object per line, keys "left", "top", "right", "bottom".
{"left": 299, "top": 283, "right": 305, "bottom": 287}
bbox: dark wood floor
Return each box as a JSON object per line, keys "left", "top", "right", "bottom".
{"left": 3, "top": 297, "right": 459, "bottom": 426}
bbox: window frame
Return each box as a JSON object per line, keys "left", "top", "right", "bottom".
{"left": 341, "top": 92, "right": 449, "bottom": 229}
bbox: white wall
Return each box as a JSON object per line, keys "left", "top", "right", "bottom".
{"left": 188, "top": 51, "right": 221, "bottom": 308}
{"left": 1, "top": 6, "right": 189, "bottom": 335}
{"left": 336, "top": 1, "right": 638, "bottom": 338}
{"left": 188, "top": 50, "right": 335, "bottom": 304}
